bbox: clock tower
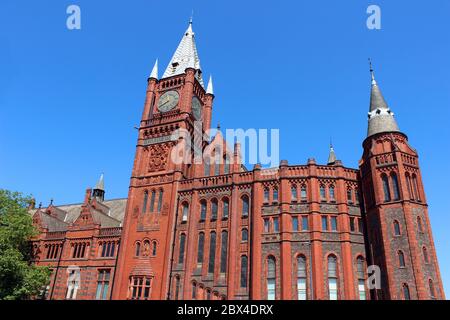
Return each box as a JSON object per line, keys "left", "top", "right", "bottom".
{"left": 112, "top": 20, "right": 214, "bottom": 300}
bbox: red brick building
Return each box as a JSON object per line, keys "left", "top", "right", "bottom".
{"left": 30, "top": 21, "right": 444, "bottom": 300}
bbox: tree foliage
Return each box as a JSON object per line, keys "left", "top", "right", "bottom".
{"left": 0, "top": 189, "right": 50, "bottom": 300}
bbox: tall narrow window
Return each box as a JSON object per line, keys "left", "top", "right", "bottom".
{"left": 429, "top": 280, "right": 436, "bottom": 299}
{"left": 211, "top": 199, "right": 218, "bottom": 221}
{"left": 135, "top": 242, "right": 141, "bottom": 257}
{"left": 292, "top": 216, "right": 299, "bottom": 231}
{"left": 241, "top": 228, "right": 248, "bottom": 242}
{"left": 157, "top": 189, "right": 163, "bottom": 212}
{"left": 224, "top": 156, "right": 230, "bottom": 174}
{"left": 322, "top": 216, "right": 328, "bottom": 231}
{"left": 328, "top": 255, "right": 338, "bottom": 300}
{"left": 200, "top": 200, "right": 207, "bottom": 221}
{"left": 192, "top": 282, "right": 197, "bottom": 299}
{"left": 240, "top": 255, "right": 248, "bottom": 288}
{"left": 382, "top": 174, "right": 391, "bottom": 202}
{"left": 302, "top": 216, "right": 309, "bottom": 231}
{"left": 412, "top": 174, "right": 420, "bottom": 201}
{"left": 423, "top": 246, "right": 429, "bottom": 263}
{"left": 331, "top": 216, "right": 338, "bottom": 231}
{"left": 197, "top": 232, "right": 205, "bottom": 264}
{"left": 403, "top": 283, "right": 411, "bottom": 300}
{"left": 398, "top": 250, "right": 405, "bottom": 267}
{"left": 208, "top": 232, "right": 216, "bottom": 274}
{"left": 393, "top": 220, "right": 401, "bottom": 236}
{"left": 291, "top": 185, "right": 297, "bottom": 201}
{"left": 242, "top": 196, "right": 249, "bottom": 217}
{"left": 417, "top": 216, "right": 424, "bottom": 233}
{"left": 297, "top": 256, "right": 307, "bottom": 300}
{"left": 178, "top": 234, "right": 186, "bottom": 264}
{"left": 95, "top": 270, "right": 111, "bottom": 300}
{"left": 273, "top": 217, "right": 279, "bottom": 232}
{"left": 66, "top": 269, "right": 79, "bottom": 299}
{"left": 347, "top": 189, "right": 353, "bottom": 203}
{"left": 174, "top": 276, "right": 180, "bottom": 300}
{"left": 320, "top": 185, "right": 326, "bottom": 201}
{"left": 273, "top": 188, "right": 279, "bottom": 202}
{"left": 181, "top": 203, "right": 189, "bottom": 222}
{"left": 152, "top": 242, "right": 157, "bottom": 256}
{"left": 222, "top": 199, "right": 229, "bottom": 219}
{"left": 301, "top": 185, "right": 307, "bottom": 200}
{"left": 264, "top": 188, "right": 269, "bottom": 202}
{"left": 406, "top": 173, "right": 413, "bottom": 199}
{"left": 220, "top": 231, "right": 228, "bottom": 273}
{"left": 391, "top": 173, "right": 400, "bottom": 201}
{"left": 357, "top": 257, "right": 366, "bottom": 300}
{"left": 267, "top": 256, "right": 276, "bottom": 300}
{"left": 350, "top": 217, "right": 356, "bottom": 232}
{"left": 142, "top": 191, "right": 148, "bottom": 213}
{"left": 329, "top": 186, "right": 335, "bottom": 201}
{"left": 150, "top": 190, "right": 156, "bottom": 212}
{"left": 264, "top": 218, "right": 270, "bottom": 233}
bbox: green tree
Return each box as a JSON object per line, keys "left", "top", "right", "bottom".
{"left": 0, "top": 189, "right": 50, "bottom": 300}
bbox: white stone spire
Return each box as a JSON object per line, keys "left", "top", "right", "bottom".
{"left": 206, "top": 75, "right": 214, "bottom": 94}
{"left": 149, "top": 59, "right": 158, "bottom": 79}
{"left": 162, "top": 20, "right": 204, "bottom": 86}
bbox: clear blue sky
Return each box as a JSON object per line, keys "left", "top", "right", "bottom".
{"left": 1, "top": 0, "right": 449, "bottom": 297}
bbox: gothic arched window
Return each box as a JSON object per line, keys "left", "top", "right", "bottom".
{"left": 267, "top": 256, "right": 276, "bottom": 300}
{"left": 291, "top": 185, "right": 297, "bottom": 201}
{"left": 429, "top": 279, "right": 436, "bottom": 299}
{"left": 241, "top": 228, "right": 248, "bottom": 242}
{"left": 329, "top": 185, "right": 335, "bottom": 201}
{"left": 220, "top": 231, "right": 228, "bottom": 273}
{"left": 297, "top": 255, "right": 307, "bottom": 300}
{"left": 211, "top": 199, "right": 218, "bottom": 221}
{"left": 157, "top": 189, "right": 163, "bottom": 212}
{"left": 208, "top": 232, "right": 216, "bottom": 274}
{"left": 423, "top": 246, "right": 429, "bottom": 263}
{"left": 241, "top": 195, "right": 249, "bottom": 217}
{"left": 391, "top": 172, "right": 400, "bottom": 201}
{"left": 181, "top": 203, "right": 189, "bottom": 222}
{"left": 150, "top": 190, "right": 156, "bottom": 212}
{"left": 398, "top": 250, "right": 406, "bottom": 267}
{"left": 357, "top": 256, "right": 366, "bottom": 300}
{"left": 200, "top": 200, "right": 207, "bottom": 221}
{"left": 393, "top": 220, "right": 401, "bottom": 236}
{"left": 417, "top": 216, "right": 424, "bottom": 233}
{"left": 403, "top": 283, "right": 411, "bottom": 300}
{"left": 412, "top": 174, "right": 420, "bottom": 201}
{"left": 135, "top": 242, "right": 141, "bottom": 257}
{"left": 240, "top": 255, "right": 248, "bottom": 288}
{"left": 327, "top": 255, "right": 338, "bottom": 300}
{"left": 178, "top": 234, "right": 186, "bottom": 264}
{"left": 222, "top": 198, "right": 229, "bottom": 219}
{"left": 142, "top": 191, "right": 148, "bottom": 213}
{"left": 381, "top": 174, "right": 391, "bottom": 202}
{"left": 197, "top": 232, "right": 205, "bottom": 264}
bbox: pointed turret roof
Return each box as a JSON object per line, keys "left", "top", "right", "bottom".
{"left": 206, "top": 75, "right": 214, "bottom": 94}
{"left": 162, "top": 19, "right": 204, "bottom": 86}
{"left": 367, "top": 60, "right": 400, "bottom": 137}
{"left": 149, "top": 59, "right": 158, "bottom": 79}
{"left": 94, "top": 174, "right": 104, "bottom": 191}
{"left": 327, "top": 144, "right": 337, "bottom": 165}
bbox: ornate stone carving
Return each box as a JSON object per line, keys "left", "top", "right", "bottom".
{"left": 148, "top": 143, "right": 171, "bottom": 172}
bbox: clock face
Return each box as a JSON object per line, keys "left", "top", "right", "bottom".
{"left": 192, "top": 96, "right": 202, "bottom": 120}
{"left": 157, "top": 90, "right": 179, "bottom": 112}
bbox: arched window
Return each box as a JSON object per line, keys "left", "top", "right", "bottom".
{"left": 429, "top": 279, "right": 436, "bottom": 299}
{"left": 300, "top": 185, "right": 307, "bottom": 200}
{"left": 240, "top": 255, "right": 248, "bottom": 288}
{"left": 197, "top": 232, "right": 205, "bottom": 264}
{"left": 178, "top": 234, "right": 186, "bottom": 264}
{"left": 382, "top": 174, "right": 391, "bottom": 202}
{"left": 241, "top": 228, "right": 248, "bottom": 242}
{"left": 206, "top": 288, "right": 211, "bottom": 300}
{"left": 391, "top": 173, "right": 400, "bottom": 201}
{"left": 142, "top": 191, "right": 148, "bottom": 213}
{"left": 297, "top": 255, "right": 307, "bottom": 300}
{"left": 320, "top": 185, "right": 326, "bottom": 201}
{"left": 402, "top": 283, "right": 411, "bottom": 300}
{"left": 267, "top": 256, "right": 276, "bottom": 300}
{"left": 412, "top": 174, "right": 420, "bottom": 201}
{"left": 222, "top": 198, "right": 229, "bottom": 219}
{"left": 273, "top": 188, "right": 279, "bottom": 202}
{"left": 220, "top": 231, "right": 228, "bottom": 273}
{"left": 152, "top": 242, "right": 157, "bottom": 256}
{"left": 208, "top": 232, "right": 216, "bottom": 274}
{"left": 423, "top": 246, "right": 429, "bottom": 263}
{"left": 357, "top": 256, "right": 366, "bottom": 300}
{"left": 405, "top": 173, "right": 413, "bottom": 199}
{"left": 329, "top": 186, "right": 335, "bottom": 201}
{"left": 417, "top": 216, "right": 424, "bottom": 233}
{"left": 264, "top": 188, "right": 269, "bottom": 202}
{"left": 398, "top": 250, "right": 406, "bottom": 267}
{"left": 150, "top": 190, "right": 156, "bottom": 212}
{"left": 211, "top": 199, "right": 218, "bottom": 221}
{"left": 157, "top": 189, "right": 163, "bottom": 212}
{"left": 200, "top": 200, "right": 207, "bottom": 221}
{"left": 241, "top": 195, "right": 249, "bottom": 217}
{"left": 327, "top": 255, "right": 338, "bottom": 300}
{"left": 135, "top": 242, "right": 141, "bottom": 256}
{"left": 192, "top": 282, "right": 197, "bottom": 299}
{"left": 181, "top": 203, "right": 189, "bottom": 222}
{"left": 393, "top": 220, "right": 401, "bottom": 236}
{"left": 291, "top": 185, "right": 297, "bottom": 201}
